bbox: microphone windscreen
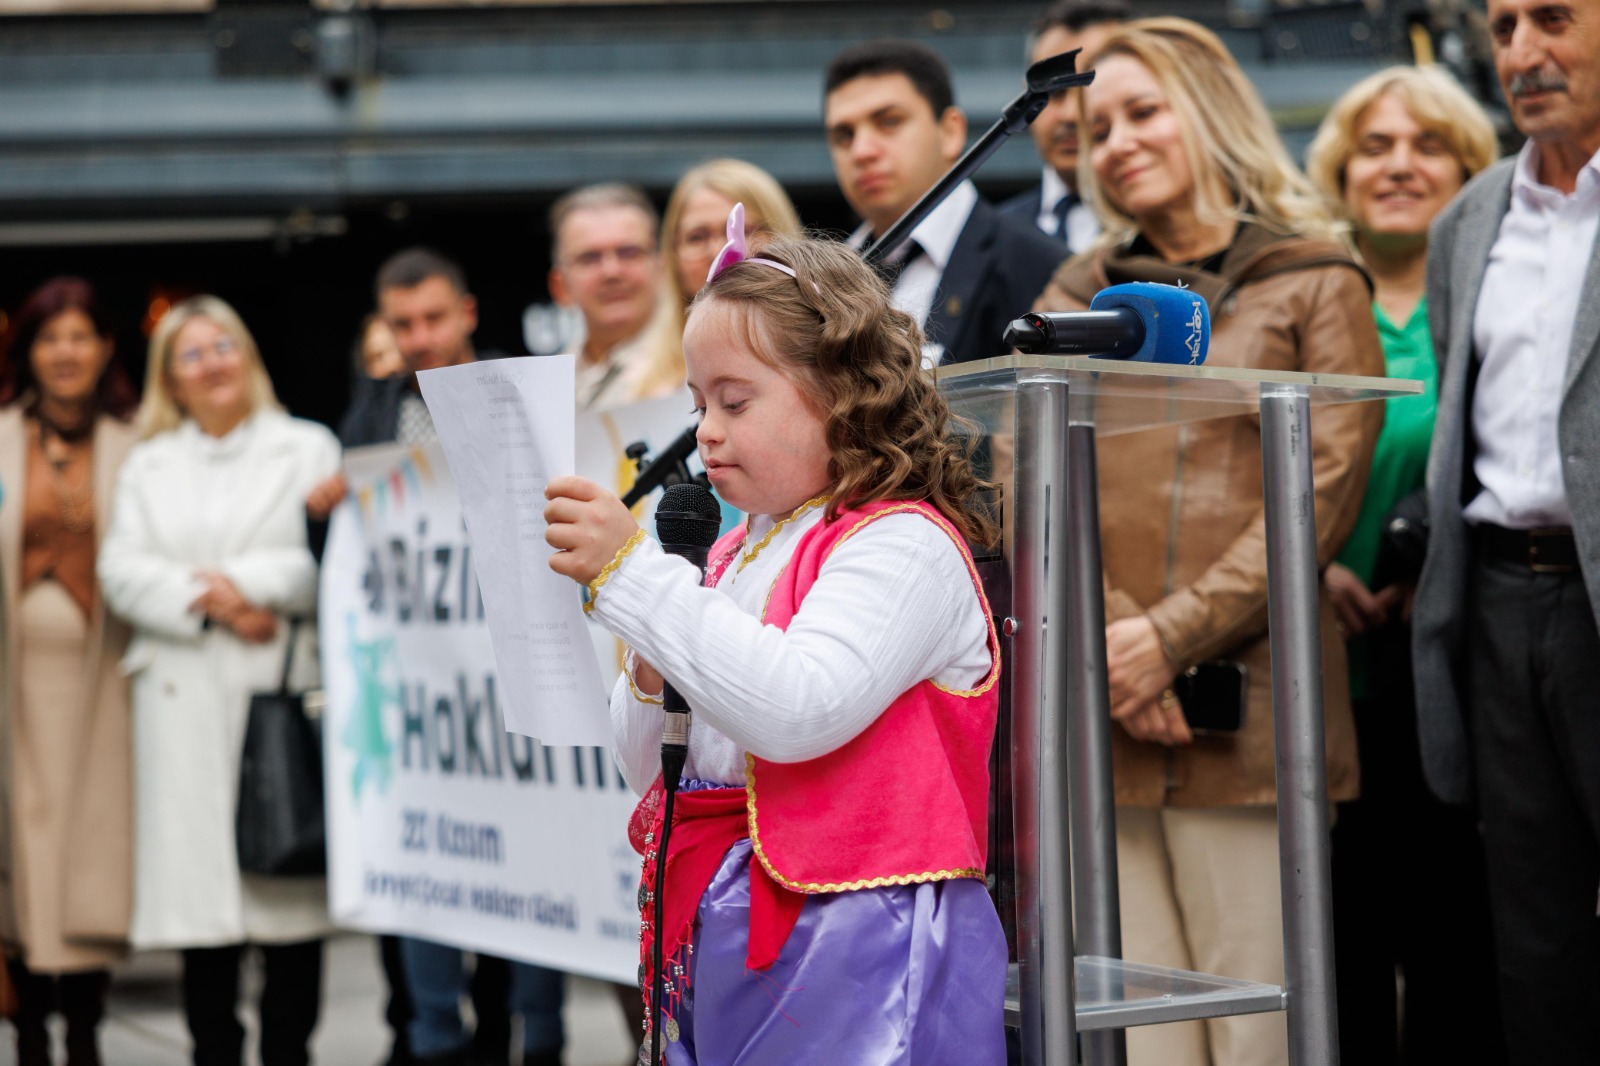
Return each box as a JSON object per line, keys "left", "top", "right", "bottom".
{"left": 656, "top": 484, "right": 722, "bottom": 549}
{"left": 1089, "top": 282, "right": 1210, "bottom": 365}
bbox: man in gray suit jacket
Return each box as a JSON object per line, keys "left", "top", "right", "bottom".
{"left": 1412, "top": 0, "right": 1600, "bottom": 1058}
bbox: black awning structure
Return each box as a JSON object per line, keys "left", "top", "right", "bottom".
{"left": 0, "top": 0, "right": 1401, "bottom": 226}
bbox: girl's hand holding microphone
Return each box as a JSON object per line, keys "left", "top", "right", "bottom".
{"left": 543, "top": 475, "right": 640, "bottom": 585}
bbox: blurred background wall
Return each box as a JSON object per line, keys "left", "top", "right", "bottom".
{"left": 0, "top": 0, "right": 1496, "bottom": 426}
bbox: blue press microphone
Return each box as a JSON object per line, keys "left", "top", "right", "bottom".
{"left": 1003, "top": 282, "right": 1210, "bottom": 365}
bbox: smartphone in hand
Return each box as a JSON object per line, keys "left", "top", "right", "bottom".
{"left": 1173, "top": 661, "right": 1247, "bottom": 734}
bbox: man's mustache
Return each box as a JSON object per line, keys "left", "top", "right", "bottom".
{"left": 1047, "top": 122, "right": 1080, "bottom": 145}
{"left": 1509, "top": 70, "right": 1568, "bottom": 97}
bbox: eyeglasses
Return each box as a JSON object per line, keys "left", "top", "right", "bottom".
{"left": 678, "top": 222, "right": 769, "bottom": 254}
{"left": 676, "top": 228, "right": 723, "bottom": 254}
{"left": 562, "top": 244, "right": 655, "bottom": 272}
{"left": 172, "top": 335, "right": 240, "bottom": 369}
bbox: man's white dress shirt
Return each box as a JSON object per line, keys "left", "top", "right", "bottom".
{"left": 849, "top": 179, "right": 980, "bottom": 367}
{"left": 571, "top": 328, "right": 661, "bottom": 412}
{"left": 1465, "top": 141, "right": 1600, "bottom": 530}
{"left": 1032, "top": 167, "right": 1101, "bottom": 254}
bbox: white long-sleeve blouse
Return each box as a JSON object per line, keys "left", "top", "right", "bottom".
{"left": 589, "top": 502, "right": 993, "bottom": 794}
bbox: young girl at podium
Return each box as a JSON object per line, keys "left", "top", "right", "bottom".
{"left": 544, "top": 213, "right": 1006, "bottom": 1065}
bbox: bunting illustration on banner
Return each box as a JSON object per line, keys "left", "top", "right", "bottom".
{"left": 353, "top": 446, "right": 436, "bottom": 520}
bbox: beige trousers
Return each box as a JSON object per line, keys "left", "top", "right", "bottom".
{"left": 1116, "top": 805, "right": 1288, "bottom": 1066}
{"left": 13, "top": 581, "right": 120, "bottom": 971}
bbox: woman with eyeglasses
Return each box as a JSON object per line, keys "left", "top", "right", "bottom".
{"left": 98, "top": 295, "right": 340, "bottom": 1066}
{"left": 0, "top": 277, "right": 139, "bottom": 1066}
{"left": 1031, "top": 18, "right": 1385, "bottom": 1066}
{"left": 633, "top": 159, "right": 803, "bottom": 398}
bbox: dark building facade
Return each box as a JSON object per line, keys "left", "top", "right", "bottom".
{"left": 0, "top": 0, "right": 1431, "bottom": 425}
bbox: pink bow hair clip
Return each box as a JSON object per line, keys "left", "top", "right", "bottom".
{"left": 706, "top": 202, "right": 797, "bottom": 283}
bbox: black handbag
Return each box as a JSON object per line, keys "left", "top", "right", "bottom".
{"left": 236, "top": 618, "right": 328, "bottom": 876}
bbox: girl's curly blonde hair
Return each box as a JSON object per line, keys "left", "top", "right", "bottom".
{"left": 690, "top": 234, "right": 996, "bottom": 547}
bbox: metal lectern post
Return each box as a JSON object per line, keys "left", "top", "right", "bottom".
{"left": 1065, "top": 420, "right": 1127, "bottom": 1066}
{"left": 1259, "top": 385, "right": 1340, "bottom": 1066}
{"left": 1012, "top": 379, "right": 1078, "bottom": 1066}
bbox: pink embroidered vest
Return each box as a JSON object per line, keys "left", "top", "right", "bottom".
{"left": 707, "top": 499, "right": 1001, "bottom": 893}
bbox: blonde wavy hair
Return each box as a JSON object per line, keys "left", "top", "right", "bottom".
{"left": 138, "top": 294, "right": 282, "bottom": 439}
{"left": 635, "top": 159, "right": 803, "bottom": 399}
{"left": 1305, "top": 65, "right": 1499, "bottom": 219}
{"left": 689, "top": 234, "right": 996, "bottom": 547}
{"left": 1079, "top": 17, "right": 1342, "bottom": 249}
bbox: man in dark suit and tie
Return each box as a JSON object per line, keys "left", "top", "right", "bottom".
{"left": 824, "top": 39, "right": 1066, "bottom": 366}
{"left": 999, "top": 1, "right": 1131, "bottom": 252}
{"left": 1412, "top": 0, "right": 1600, "bottom": 1059}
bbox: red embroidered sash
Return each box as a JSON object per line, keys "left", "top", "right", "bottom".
{"left": 630, "top": 775, "right": 805, "bottom": 1000}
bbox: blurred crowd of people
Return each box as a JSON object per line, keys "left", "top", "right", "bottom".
{"left": 2, "top": 0, "right": 1598, "bottom": 1064}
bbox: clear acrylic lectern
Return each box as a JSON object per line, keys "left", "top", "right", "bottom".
{"left": 933, "top": 356, "right": 1420, "bottom": 1066}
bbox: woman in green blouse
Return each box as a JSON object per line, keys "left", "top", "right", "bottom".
{"left": 1310, "top": 68, "right": 1497, "bottom": 629}
{"left": 1307, "top": 66, "right": 1500, "bottom": 1065}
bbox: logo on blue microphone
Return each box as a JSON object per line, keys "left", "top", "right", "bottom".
{"left": 1185, "top": 302, "right": 1205, "bottom": 364}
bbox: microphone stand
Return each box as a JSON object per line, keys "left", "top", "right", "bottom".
{"left": 621, "top": 49, "right": 1093, "bottom": 492}
{"left": 862, "top": 49, "right": 1092, "bottom": 265}
{"left": 621, "top": 425, "right": 703, "bottom": 510}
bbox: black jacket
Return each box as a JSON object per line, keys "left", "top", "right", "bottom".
{"left": 925, "top": 197, "right": 1068, "bottom": 365}
{"left": 338, "top": 374, "right": 409, "bottom": 448}
{"left": 337, "top": 350, "right": 511, "bottom": 448}
{"left": 998, "top": 184, "right": 1045, "bottom": 228}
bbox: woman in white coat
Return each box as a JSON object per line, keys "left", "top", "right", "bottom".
{"left": 98, "top": 295, "right": 340, "bottom": 1066}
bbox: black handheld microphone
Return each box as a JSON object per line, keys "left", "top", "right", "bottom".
{"left": 653, "top": 483, "right": 722, "bottom": 753}
{"left": 1004, "top": 308, "right": 1147, "bottom": 357}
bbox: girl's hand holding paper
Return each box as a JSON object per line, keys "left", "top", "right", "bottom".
{"left": 543, "top": 475, "right": 641, "bottom": 585}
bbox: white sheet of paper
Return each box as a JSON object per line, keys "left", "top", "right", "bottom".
{"left": 418, "top": 356, "right": 609, "bottom": 745}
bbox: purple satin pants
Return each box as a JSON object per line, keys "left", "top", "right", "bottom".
{"left": 661, "top": 837, "right": 1008, "bottom": 1066}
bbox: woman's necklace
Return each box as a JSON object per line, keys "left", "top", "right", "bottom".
{"left": 37, "top": 419, "right": 94, "bottom": 535}
{"left": 734, "top": 495, "right": 829, "bottom": 575}
{"left": 34, "top": 399, "right": 95, "bottom": 444}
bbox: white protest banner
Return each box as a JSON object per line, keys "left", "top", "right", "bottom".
{"left": 319, "top": 395, "right": 715, "bottom": 980}
{"left": 320, "top": 442, "right": 640, "bottom": 981}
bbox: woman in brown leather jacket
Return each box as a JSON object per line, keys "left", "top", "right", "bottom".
{"left": 1032, "top": 19, "right": 1384, "bottom": 1066}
